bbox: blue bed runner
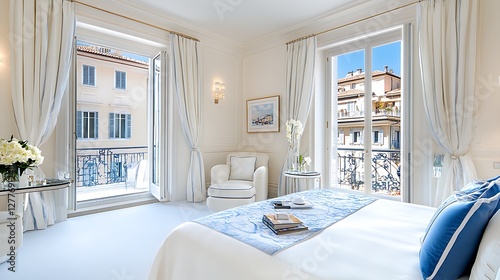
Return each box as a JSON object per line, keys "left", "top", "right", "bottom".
{"left": 194, "top": 189, "right": 376, "bottom": 255}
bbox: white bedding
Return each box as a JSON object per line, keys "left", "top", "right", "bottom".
{"left": 149, "top": 198, "right": 442, "bottom": 280}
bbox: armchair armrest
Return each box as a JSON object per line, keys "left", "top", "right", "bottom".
{"left": 211, "top": 164, "right": 230, "bottom": 185}
{"left": 253, "top": 166, "right": 268, "bottom": 201}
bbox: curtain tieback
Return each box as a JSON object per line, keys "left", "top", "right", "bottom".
{"left": 450, "top": 152, "right": 467, "bottom": 160}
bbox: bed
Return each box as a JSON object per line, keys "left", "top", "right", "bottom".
{"left": 149, "top": 185, "right": 500, "bottom": 280}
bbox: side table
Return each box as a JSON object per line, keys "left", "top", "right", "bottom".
{"left": 283, "top": 171, "right": 321, "bottom": 194}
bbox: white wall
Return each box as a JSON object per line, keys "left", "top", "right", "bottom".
{"left": 242, "top": 45, "right": 287, "bottom": 197}
{"left": 470, "top": 0, "right": 500, "bottom": 180}
{"left": 241, "top": 0, "right": 490, "bottom": 206}
{"left": 1, "top": 0, "right": 499, "bottom": 206}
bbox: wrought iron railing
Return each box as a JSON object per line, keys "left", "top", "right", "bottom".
{"left": 338, "top": 147, "right": 400, "bottom": 195}
{"left": 338, "top": 110, "right": 401, "bottom": 119}
{"left": 76, "top": 146, "right": 148, "bottom": 187}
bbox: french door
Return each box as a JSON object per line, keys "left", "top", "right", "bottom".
{"left": 326, "top": 26, "right": 410, "bottom": 200}
{"left": 149, "top": 51, "right": 170, "bottom": 201}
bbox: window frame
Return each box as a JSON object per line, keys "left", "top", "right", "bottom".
{"left": 115, "top": 70, "right": 127, "bottom": 90}
{"left": 323, "top": 25, "right": 411, "bottom": 201}
{"left": 109, "top": 112, "right": 132, "bottom": 139}
{"left": 76, "top": 110, "right": 99, "bottom": 140}
{"left": 82, "top": 64, "right": 96, "bottom": 86}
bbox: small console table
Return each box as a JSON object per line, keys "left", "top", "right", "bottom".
{"left": 283, "top": 171, "right": 321, "bottom": 194}
{"left": 0, "top": 179, "right": 71, "bottom": 196}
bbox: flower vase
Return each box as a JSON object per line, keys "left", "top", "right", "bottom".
{"left": 288, "top": 140, "right": 300, "bottom": 172}
{"left": 2, "top": 165, "right": 20, "bottom": 189}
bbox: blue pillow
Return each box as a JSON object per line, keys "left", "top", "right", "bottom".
{"left": 423, "top": 179, "right": 497, "bottom": 238}
{"left": 420, "top": 181, "right": 500, "bottom": 279}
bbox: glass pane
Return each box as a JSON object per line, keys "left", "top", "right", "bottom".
{"left": 152, "top": 55, "right": 161, "bottom": 186}
{"left": 335, "top": 49, "right": 366, "bottom": 193}
{"left": 75, "top": 40, "right": 149, "bottom": 202}
{"left": 371, "top": 41, "right": 401, "bottom": 197}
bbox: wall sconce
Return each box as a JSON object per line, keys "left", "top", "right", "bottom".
{"left": 214, "top": 82, "right": 225, "bottom": 104}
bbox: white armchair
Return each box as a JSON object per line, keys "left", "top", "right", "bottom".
{"left": 207, "top": 152, "right": 269, "bottom": 212}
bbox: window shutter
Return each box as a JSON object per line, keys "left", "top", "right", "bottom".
{"left": 83, "top": 66, "right": 88, "bottom": 85}
{"left": 76, "top": 111, "right": 82, "bottom": 139}
{"left": 94, "top": 112, "right": 99, "bottom": 139}
{"left": 121, "top": 72, "right": 126, "bottom": 89}
{"left": 109, "top": 113, "right": 115, "bottom": 139}
{"left": 115, "top": 71, "right": 120, "bottom": 88}
{"left": 90, "top": 66, "right": 95, "bottom": 86}
{"left": 126, "top": 114, "right": 131, "bottom": 139}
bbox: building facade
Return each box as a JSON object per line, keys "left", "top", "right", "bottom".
{"left": 336, "top": 67, "right": 401, "bottom": 195}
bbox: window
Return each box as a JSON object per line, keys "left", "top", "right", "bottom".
{"left": 109, "top": 113, "right": 131, "bottom": 139}
{"left": 347, "top": 101, "right": 356, "bottom": 116}
{"left": 391, "top": 127, "right": 401, "bottom": 149}
{"left": 115, "top": 70, "right": 127, "bottom": 90}
{"left": 82, "top": 65, "right": 95, "bottom": 86}
{"left": 326, "top": 26, "right": 407, "bottom": 199}
{"left": 373, "top": 128, "right": 383, "bottom": 145}
{"left": 350, "top": 129, "right": 363, "bottom": 144}
{"left": 338, "top": 130, "right": 345, "bottom": 144}
{"left": 76, "top": 111, "right": 98, "bottom": 139}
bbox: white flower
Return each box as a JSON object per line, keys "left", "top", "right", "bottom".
{"left": 285, "top": 119, "right": 303, "bottom": 145}
{"left": 304, "top": 157, "right": 311, "bottom": 165}
{"left": 0, "top": 136, "right": 44, "bottom": 175}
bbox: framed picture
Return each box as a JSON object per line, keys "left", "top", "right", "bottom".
{"left": 247, "top": 95, "right": 280, "bottom": 133}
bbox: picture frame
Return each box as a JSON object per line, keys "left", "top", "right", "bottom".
{"left": 246, "top": 95, "right": 280, "bottom": 133}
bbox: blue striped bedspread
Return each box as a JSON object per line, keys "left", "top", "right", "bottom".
{"left": 194, "top": 189, "right": 376, "bottom": 255}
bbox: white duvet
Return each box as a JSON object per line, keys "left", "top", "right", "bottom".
{"left": 149, "top": 199, "right": 437, "bottom": 280}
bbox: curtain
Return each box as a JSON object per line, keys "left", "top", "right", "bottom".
{"left": 170, "top": 33, "right": 205, "bottom": 202}
{"left": 278, "top": 36, "right": 317, "bottom": 196}
{"left": 10, "top": 0, "right": 75, "bottom": 229}
{"left": 418, "top": 0, "right": 478, "bottom": 206}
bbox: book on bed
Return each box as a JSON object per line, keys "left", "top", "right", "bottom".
{"left": 264, "top": 223, "right": 309, "bottom": 235}
{"left": 262, "top": 213, "right": 309, "bottom": 234}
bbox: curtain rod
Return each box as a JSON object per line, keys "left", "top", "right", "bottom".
{"left": 69, "top": 0, "right": 200, "bottom": 42}
{"left": 286, "top": 0, "right": 419, "bottom": 45}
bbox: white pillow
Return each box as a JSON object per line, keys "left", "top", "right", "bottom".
{"left": 229, "top": 156, "right": 256, "bottom": 181}
{"left": 470, "top": 211, "right": 500, "bottom": 280}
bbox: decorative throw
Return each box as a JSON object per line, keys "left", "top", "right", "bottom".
{"left": 195, "top": 189, "right": 376, "bottom": 255}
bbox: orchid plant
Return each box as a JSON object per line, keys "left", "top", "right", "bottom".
{"left": 285, "top": 119, "right": 303, "bottom": 148}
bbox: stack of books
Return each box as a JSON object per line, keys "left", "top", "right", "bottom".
{"left": 262, "top": 213, "right": 308, "bottom": 235}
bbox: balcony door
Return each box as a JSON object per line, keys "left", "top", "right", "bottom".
{"left": 64, "top": 17, "right": 171, "bottom": 210}
{"left": 326, "top": 26, "right": 409, "bottom": 200}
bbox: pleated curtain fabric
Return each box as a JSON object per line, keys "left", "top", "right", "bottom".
{"left": 9, "top": 0, "right": 75, "bottom": 229}
{"left": 170, "top": 33, "right": 206, "bottom": 202}
{"left": 418, "top": 0, "right": 478, "bottom": 206}
{"left": 278, "top": 36, "right": 317, "bottom": 196}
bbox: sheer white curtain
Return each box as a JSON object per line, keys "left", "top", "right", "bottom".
{"left": 418, "top": 0, "right": 478, "bottom": 206}
{"left": 278, "top": 36, "right": 317, "bottom": 196}
{"left": 170, "top": 33, "right": 205, "bottom": 202}
{"left": 10, "top": 0, "right": 75, "bottom": 229}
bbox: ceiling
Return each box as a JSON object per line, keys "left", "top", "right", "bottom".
{"left": 133, "top": 0, "right": 361, "bottom": 44}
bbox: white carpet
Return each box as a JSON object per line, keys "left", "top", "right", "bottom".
{"left": 0, "top": 201, "right": 212, "bottom": 280}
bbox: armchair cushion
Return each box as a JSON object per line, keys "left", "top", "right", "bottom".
{"left": 229, "top": 156, "right": 256, "bottom": 181}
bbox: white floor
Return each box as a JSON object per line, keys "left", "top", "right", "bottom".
{"left": 0, "top": 201, "right": 213, "bottom": 280}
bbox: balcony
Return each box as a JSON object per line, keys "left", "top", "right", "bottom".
{"left": 338, "top": 109, "right": 401, "bottom": 119}
{"left": 337, "top": 147, "right": 400, "bottom": 196}
{"left": 76, "top": 146, "right": 148, "bottom": 201}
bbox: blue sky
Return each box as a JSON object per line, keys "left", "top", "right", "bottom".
{"left": 337, "top": 41, "right": 401, "bottom": 79}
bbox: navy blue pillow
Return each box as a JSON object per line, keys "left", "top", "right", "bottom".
{"left": 420, "top": 180, "right": 500, "bottom": 279}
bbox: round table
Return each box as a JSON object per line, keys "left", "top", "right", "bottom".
{"left": 283, "top": 171, "right": 321, "bottom": 194}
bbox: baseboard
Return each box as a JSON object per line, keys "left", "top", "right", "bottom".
{"left": 68, "top": 195, "right": 158, "bottom": 218}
